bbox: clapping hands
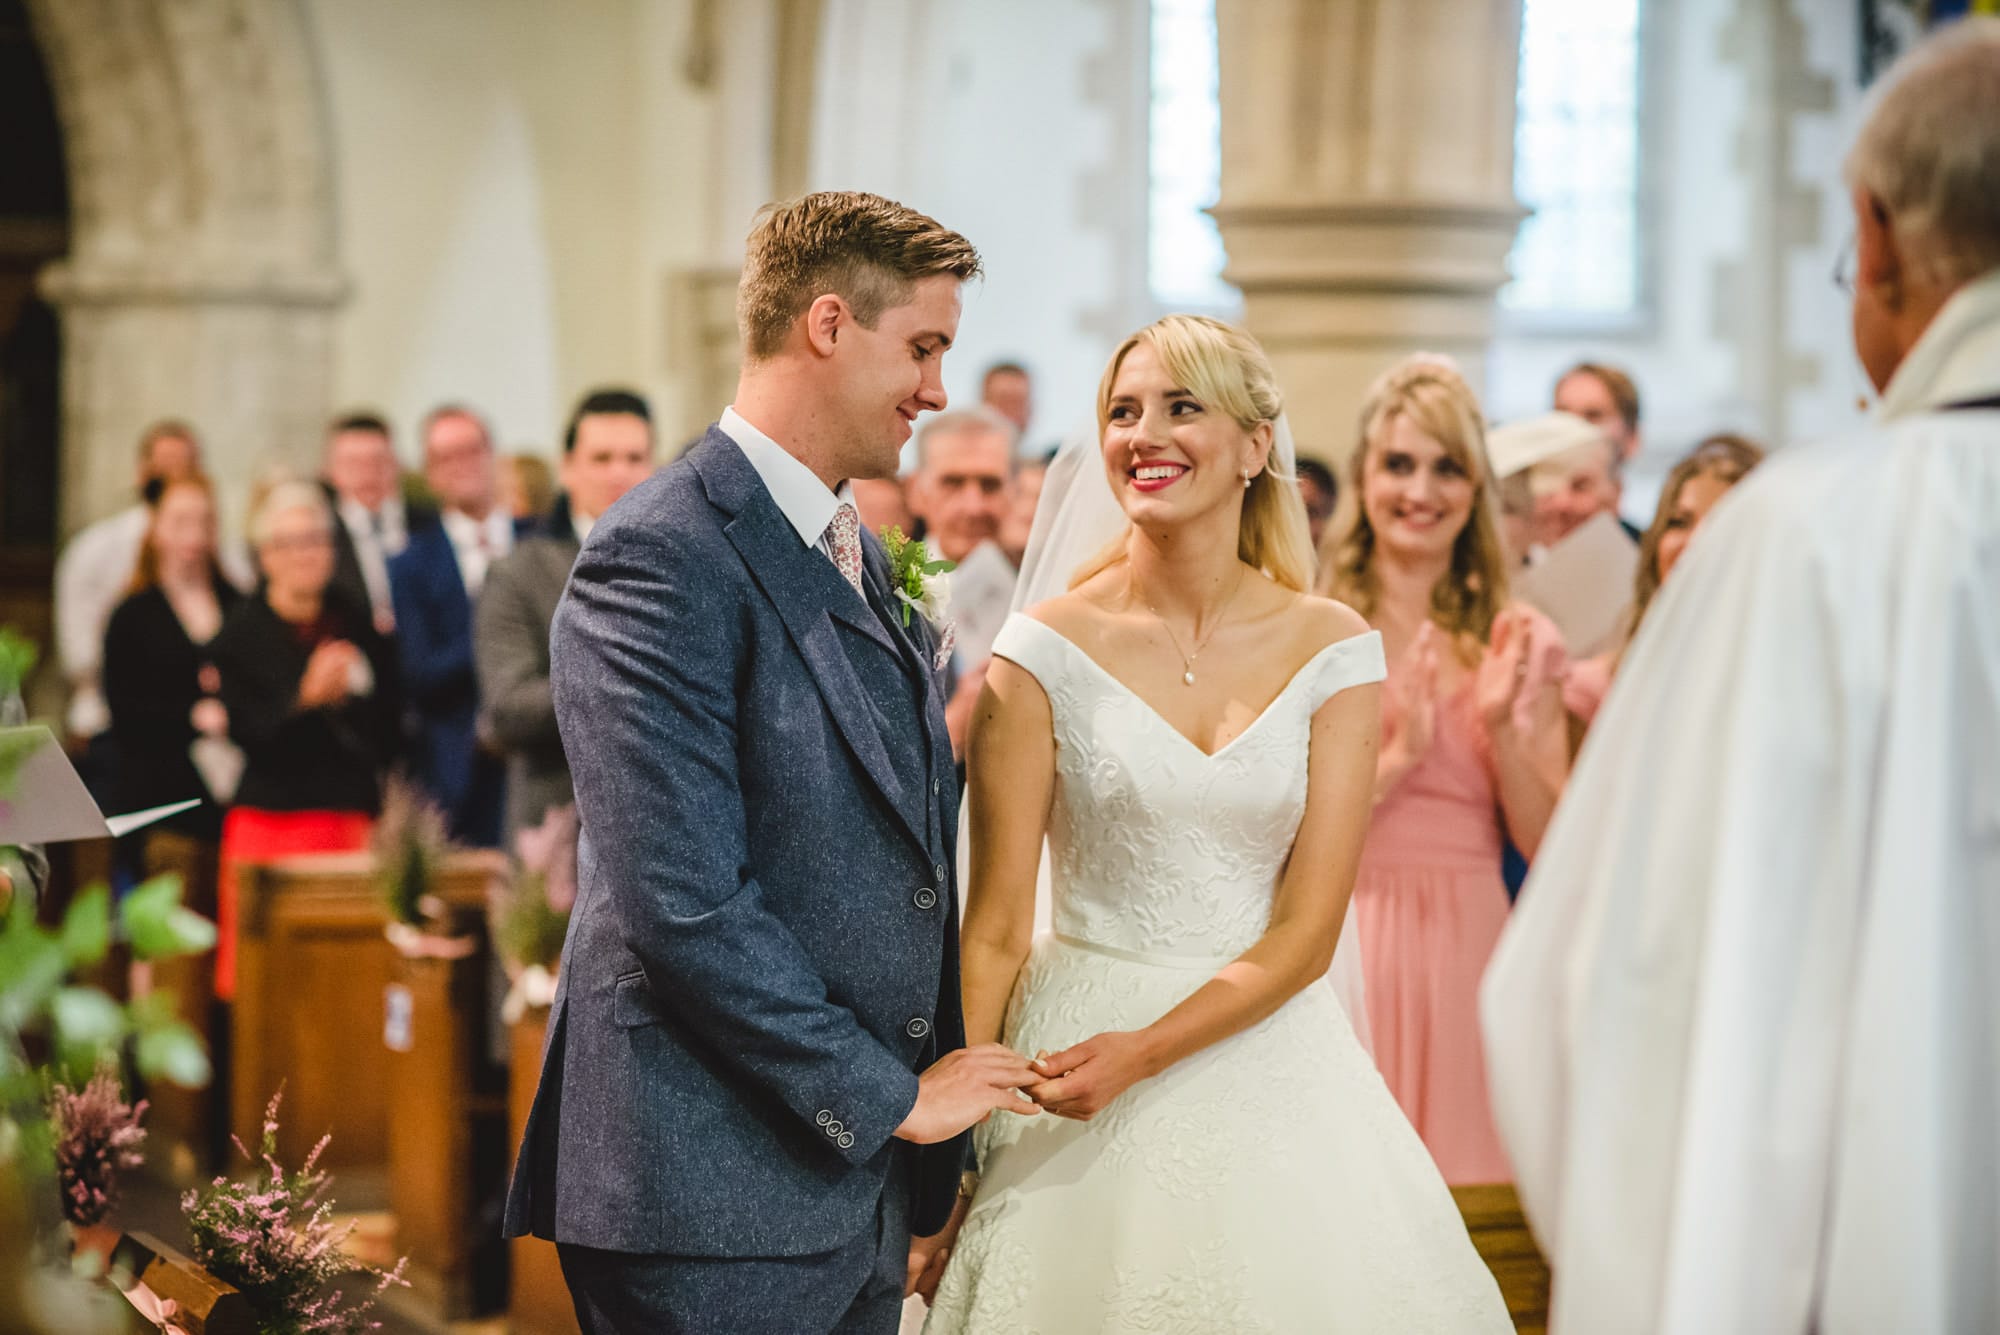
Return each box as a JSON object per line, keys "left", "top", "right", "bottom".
{"left": 1380, "top": 622, "right": 1442, "bottom": 791}
{"left": 1474, "top": 607, "right": 1567, "bottom": 738}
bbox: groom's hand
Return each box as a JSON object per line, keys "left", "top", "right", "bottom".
{"left": 894, "top": 1043, "right": 1041, "bottom": 1144}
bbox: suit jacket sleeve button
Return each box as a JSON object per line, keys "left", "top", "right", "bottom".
{"left": 913, "top": 887, "right": 938, "bottom": 910}
{"left": 816, "top": 1110, "right": 833, "bottom": 1127}
{"left": 934, "top": 863, "right": 947, "bottom": 881}
{"left": 838, "top": 1131, "right": 856, "bottom": 1149}
{"left": 906, "top": 1017, "right": 931, "bottom": 1039}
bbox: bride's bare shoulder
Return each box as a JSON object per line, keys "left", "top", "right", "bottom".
{"left": 1022, "top": 579, "right": 1118, "bottom": 641}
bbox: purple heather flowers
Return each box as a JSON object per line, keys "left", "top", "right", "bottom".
{"left": 48, "top": 1059, "right": 148, "bottom": 1227}
{"left": 181, "top": 1089, "right": 406, "bottom": 1335}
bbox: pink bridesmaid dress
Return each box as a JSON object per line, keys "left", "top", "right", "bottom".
{"left": 1349, "top": 675, "right": 1514, "bottom": 1185}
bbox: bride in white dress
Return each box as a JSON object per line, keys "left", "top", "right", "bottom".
{"left": 920, "top": 316, "right": 1509, "bottom": 1332}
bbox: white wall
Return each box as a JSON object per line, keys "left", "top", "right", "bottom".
{"left": 307, "top": 0, "right": 692, "bottom": 458}
{"left": 812, "top": 0, "right": 1153, "bottom": 459}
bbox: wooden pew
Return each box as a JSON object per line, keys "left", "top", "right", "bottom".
{"left": 1453, "top": 1183, "right": 1551, "bottom": 1333}
{"left": 228, "top": 850, "right": 504, "bottom": 1174}
{"left": 507, "top": 1003, "right": 580, "bottom": 1334}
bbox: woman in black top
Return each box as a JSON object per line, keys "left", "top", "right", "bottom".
{"left": 209, "top": 481, "right": 400, "bottom": 1001}
{"left": 102, "top": 474, "right": 243, "bottom": 1167}
{"left": 103, "top": 475, "right": 243, "bottom": 851}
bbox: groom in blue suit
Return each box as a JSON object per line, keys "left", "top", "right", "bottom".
{"left": 503, "top": 192, "right": 1041, "bottom": 1333}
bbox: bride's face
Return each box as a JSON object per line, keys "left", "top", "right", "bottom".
{"left": 1100, "top": 342, "right": 1269, "bottom": 532}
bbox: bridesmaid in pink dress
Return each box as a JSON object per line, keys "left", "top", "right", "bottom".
{"left": 1317, "top": 357, "right": 1570, "bottom": 1185}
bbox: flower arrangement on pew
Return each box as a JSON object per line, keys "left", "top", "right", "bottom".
{"left": 490, "top": 803, "right": 577, "bottom": 1022}
{"left": 372, "top": 777, "right": 469, "bottom": 957}
{"left": 182, "top": 1087, "right": 406, "bottom": 1335}
{"left": 49, "top": 1058, "right": 148, "bottom": 1265}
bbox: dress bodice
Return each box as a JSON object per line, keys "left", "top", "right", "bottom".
{"left": 991, "top": 613, "right": 1387, "bottom": 964}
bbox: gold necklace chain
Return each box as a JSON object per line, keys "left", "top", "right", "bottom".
{"left": 1138, "top": 566, "right": 1249, "bottom": 687}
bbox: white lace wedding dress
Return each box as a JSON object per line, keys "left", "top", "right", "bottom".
{"left": 924, "top": 614, "right": 1510, "bottom": 1333}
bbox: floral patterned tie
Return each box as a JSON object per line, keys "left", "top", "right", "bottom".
{"left": 825, "top": 502, "right": 865, "bottom": 595}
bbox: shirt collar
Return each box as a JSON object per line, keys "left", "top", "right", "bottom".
{"left": 719, "top": 406, "right": 844, "bottom": 549}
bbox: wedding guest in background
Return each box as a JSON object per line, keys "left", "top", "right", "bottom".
{"left": 54, "top": 420, "right": 208, "bottom": 781}
{"left": 1553, "top": 361, "right": 1643, "bottom": 467}
{"left": 907, "top": 408, "right": 1018, "bottom": 758}
{"left": 211, "top": 482, "right": 400, "bottom": 1002}
{"left": 389, "top": 404, "right": 516, "bottom": 846}
{"left": 1000, "top": 458, "right": 1045, "bottom": 568}
{"left": 1554, "top": 360, "right": 1651, "bottom": 532}
{"left": 102, "top": 473, "right": 243, "bottom": 1164}
{"left": 1482, "top": 411, "right": 1605, "bottom": 569}
{"left": 1295, "top": 454, "right": 1338, "bottom": 552}
{"left": 501, "top": 451, "right": 557, "bottom": 524}
{"left": 980, "top": 360, "right": 1034, "bottom": 436}
{"left": 1317, "top": 355, "right": 1569, "bottom": 1185}
{"left": 851, "top": 475, "right": 915, "bottom": 536}
{"left": 103, "top": 475, "right": 243, "bottom": 888}
{"left": 1564, "top": 432, "right": 1765, "bottom": 724}
{"left": 321, "top": 411, "right": 434, "bottom": 635}
{"left": 1523, "top": 413, "right": 1635, "bottom": 546}
{"left": 477, "top": 388, "right": 654, "bottom": 841}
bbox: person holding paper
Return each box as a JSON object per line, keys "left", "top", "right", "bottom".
{"left": 1315, "top": 354, "right": 1568, "bottom": 1184}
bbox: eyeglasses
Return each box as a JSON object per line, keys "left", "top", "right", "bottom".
{"left": 261, "top": 532, "right": 333, "bottom": 553}
{"left": 1832, "top": 233, "right": 1856, "bottom": 294}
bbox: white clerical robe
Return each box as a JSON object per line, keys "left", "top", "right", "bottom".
{"left": 1481, "top": 268, "right": 2000, "bottom": 1334}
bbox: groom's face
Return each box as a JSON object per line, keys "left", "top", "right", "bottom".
{"left": 833, "top": 274, "right": 960, "bottom": 479}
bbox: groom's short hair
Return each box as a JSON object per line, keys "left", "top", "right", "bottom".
{"left": 737, "top": 191, "right": 982, "bottom": 360}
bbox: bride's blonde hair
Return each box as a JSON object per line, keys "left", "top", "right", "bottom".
{"left": 1070, "top": 315, "right": 1316, "bottom": 593}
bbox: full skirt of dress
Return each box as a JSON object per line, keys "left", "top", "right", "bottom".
{"left": 925, "top": 934, "right": 1511, "bottom": 1333}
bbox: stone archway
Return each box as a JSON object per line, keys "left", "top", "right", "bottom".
{"left": 25, "top": 0, "right": 345, "bottom": 537}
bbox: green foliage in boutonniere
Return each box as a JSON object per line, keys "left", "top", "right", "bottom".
{"left": 878, "top": 526, "right": 955, "bottom": 628}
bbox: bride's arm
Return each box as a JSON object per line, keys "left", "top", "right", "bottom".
{"left": 958, "top": 656, "right": 1058, "bottom": 1049}
{"left": 1027, "top": 678, "right": 1381, "bottom": 1120}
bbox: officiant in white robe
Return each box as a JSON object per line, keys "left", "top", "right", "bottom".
{"left": 1481, "top": 20, "right": 2000, "bottom": 1334}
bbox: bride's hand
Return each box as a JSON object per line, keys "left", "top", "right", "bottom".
{"left": 1022, "top": 1032, "right": 1162, "bottom": 1121}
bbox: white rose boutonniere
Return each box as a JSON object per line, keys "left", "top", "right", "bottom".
{"left": 880, "top": 526, "right": 957, "bottom": 669}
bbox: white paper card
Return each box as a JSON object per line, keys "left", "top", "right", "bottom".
{"left": 0, "top": 725, "right": 199, "bottom": 845}
{"left": 1514, "top": 512, "right": 1641, "bottom": 657}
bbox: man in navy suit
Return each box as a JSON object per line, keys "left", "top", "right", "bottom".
{"left": 388, "top": 404, "right": 518, "bottom": 846}
{"left": 503, "top": 192, "right": 1041, "bottom": 1333}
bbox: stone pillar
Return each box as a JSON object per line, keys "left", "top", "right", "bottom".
{"left": 39, "top": 266, "right": 344, "bottom": 541}
{"left": 1212, "top": 0, "right": 1527, "bottom": 460}
{"left": 25, "top": 0, "right": 346, "bottom": 538}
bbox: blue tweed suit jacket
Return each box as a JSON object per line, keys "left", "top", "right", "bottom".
{"left": 502, "top": 427, "right": 970, "bottom": 1258}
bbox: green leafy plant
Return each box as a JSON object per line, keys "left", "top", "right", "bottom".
{"left": 371, "top": 777, "right": 453, "bottom": 928}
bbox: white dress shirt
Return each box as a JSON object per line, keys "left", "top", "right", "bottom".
{"left": 52, "top": 506, "right": 150, "bottom": 737}
{"left": 337, "top": 493, "right": 408, "bottom": 624}
{"left": 440, "top": 507, "right": 514, "bottom": 599}
{"left": 717, "top": 407, "right": 851, "bottom": 567}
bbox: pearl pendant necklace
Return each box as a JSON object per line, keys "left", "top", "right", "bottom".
{"left": 1140, "top": 567, "right": 1249, "bottom": 688}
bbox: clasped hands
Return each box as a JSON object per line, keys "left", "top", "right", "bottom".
{"left": 895, "top": 1030, "right": 1158, "bottom": 1147}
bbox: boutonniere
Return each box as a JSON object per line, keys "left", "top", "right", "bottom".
{"left": 879, "top": 526, "right": 957, "bottom": 668}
